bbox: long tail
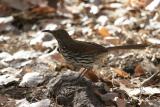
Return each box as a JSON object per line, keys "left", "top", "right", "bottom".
{"left": 105, "top": 44, "right": 149, "bottom": 52}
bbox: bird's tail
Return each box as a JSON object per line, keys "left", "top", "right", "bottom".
{"left": 104, "top": 44, "right": 150, "bottom": 52}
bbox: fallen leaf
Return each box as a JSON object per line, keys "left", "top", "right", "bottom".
{"left": 90, "top": 5, "right": 99, "bottom": 14}
{"left": 119, "top": 79, "right": 135, "bottom": 88}
{"left": 145, "top": 0, "right": 160, "bottom": 11}
{"left": 19, "top": 72, "right": 45, "bottom": 87}
{"left": 32, "top": 42, "right": 46, "bottom": 51}
{"left": 96, "top": 15, "right": 108, "bottom": 26}
{"left": 16, "top": 98, "right": 50, "bottom": 107}
{"left": 115, "top": 97, "right": 126, "bottom": 107}
{"left": 0, "top": 74, "right": 19, "bottom": 85}
{"left": 1, "top": 67, "right": 22, "bottom": 76}
{"left": 22, "top": 66, "right": 33, "bottom": 73}
{"left": 104, "top": 36, "right": 121, "bottom": 45}
{"left": 126, "top": 87, "right": 160, "bottom": 96}
{"left": 0, "top": 52, "right": 12, "bottom": 61}
{"left": 1, "top": 0, "right": 47, "bottom": 11}
{"left": 13, "top": 50, "right": 42, "bottom": 60}
{"left": 98, "top": 26, "right": 110, "bottom": 37}
{"left": 30, "top": 6, "right": 56, "bottom": 15}
{"left": 94, "top": 89, "right": 118, "bottom": 106}
{"left": 146, "top": 38, "right": 160, "bottom": 44}
{"left": 51, "top": 53, "right": 66, "bottom": 63}
{"left": 84, "top": 69, "right": 99, "bottom": 82}
{"left": 127, "top": 0, "right": 153, "bottom": 7}
{"left": 112, "top": 68, "right": 130, "bottom": 78}
{"left": 134, "top": 64, "right": 145, "bottom": 77}
{"left": 0, "top": 95, "right": 15, "bottom": 107}
{"left": 0, "top": 4, "right": 13, "bottom": 16}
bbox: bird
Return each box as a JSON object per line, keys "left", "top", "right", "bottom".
{"left": 43, "top": 29, "right": 149, "bottom": 77}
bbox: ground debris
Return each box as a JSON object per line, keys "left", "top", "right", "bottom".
{"left": 47, "top": 71, "right": 106, "bottom": 107}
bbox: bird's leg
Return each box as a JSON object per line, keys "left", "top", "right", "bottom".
{"left": 79, "top": 68, "right": 88, "bottom": 77}
{"left": 76, "top": 68, "right": 88, "bottom": 79}
{"left": 80, "top": 68, "right": 88, "bottom": 77}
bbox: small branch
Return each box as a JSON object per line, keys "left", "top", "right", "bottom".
{"left": 141, "top": 71, "right": 160, "bottom": 86}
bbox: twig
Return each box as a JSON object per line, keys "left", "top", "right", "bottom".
{"left": 141, "top": 71, "right": 160, "bottom": 86}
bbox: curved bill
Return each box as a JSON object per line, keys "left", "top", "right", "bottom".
{"left": 42, "top": 30, "right": 53, "bottom": 33}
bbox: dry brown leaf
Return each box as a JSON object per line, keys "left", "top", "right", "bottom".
{"left": 146, "top": 38, "right": 160, "bottom": 44}
{"left": 139, "top": 0, "right": 153, "bottom": 7}
{"left": 30, "top": 6, "right": 56, "bottom": 15}
{"left": 94, "top": 89, "right": 118, "bottom": 106}
{"left": 51, "top": 53, "right": 66, "bottom": 64}
{"left": 23, "top": 67, "right": 33, "bottom": 73}
{"left": 0, "top": 4, "right": 12, "bottom": 16}
{"left": 105, "top": 36, "right": 121, "bottom": 45}
{"left": 0, "top": 95, "right": 15, "bottom": 107}
{"left": 118, "top": 79, "right": 135, "bottom": 88}
{"left": 112, "top": 68, "right": 130, "bottom": 78}
{"left": 1, "top": 0, "right": 47, "bottom": 11}
{"left": 98, "top": 27, "right": 110, "bottom": 37}
{"left": 85, "top": 69, "right": 99, "bottom": 82}
{"left": 145, "top": 0, "right": 160, "bottom": 11}
{"left": 100, "top": 78, "right": 120, "bottom": 88}
{"left": 127, "top": 0, "right": 153, "bottom": 7}
{"left": 134, "top": 64, "right": 145, "bottom": 77}
{"left": 116, "top": 97, "right": 126, "bottom": 107}
{"left": 32, "top": 42, "right": 46, "bottom": 51}
{"left": 125, "top": 87, "right": 160, "bottom": 96}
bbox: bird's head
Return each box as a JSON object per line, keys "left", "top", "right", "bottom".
{"left": 42, "top": 29, "right": 72, "bottom": 41}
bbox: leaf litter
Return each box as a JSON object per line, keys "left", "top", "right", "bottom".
{"left": 0, "top": 0, "right": 160, "bottom": 107}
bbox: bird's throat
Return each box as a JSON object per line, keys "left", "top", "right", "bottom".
{"left": 56, "top": 37, "right": 74, "bottom": 50}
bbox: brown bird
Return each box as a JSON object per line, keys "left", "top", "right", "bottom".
{"left": 43, "top": 29, "right": 149, "bottom": 77}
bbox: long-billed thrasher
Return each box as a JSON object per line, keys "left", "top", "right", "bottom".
{"left": 43, "top": 29, "right": 149, "bottom": 77}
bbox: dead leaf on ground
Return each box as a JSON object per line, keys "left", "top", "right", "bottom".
{"left": 51, "top": 53, "right": 66, "bottom": 64}
{"left": 94, "top": 89, "right": 118, "bottom": 106}
{"left": 134, "top": 64, "right": 145, "bottom": 77}
{"left": 104, "top": 36, "right": 121, "bottom": 45}
{"left": 112, "top": 68, "right": 130, "bottom": 78}
{"left": 19, "top": 72, "right": 45, "bottom": 87}
{"left": 16, "top": 98, "right": 50, "bottom": 107}
{"left": 0, "top": 3, "right": 13, "bottom": 16}
{"left": 118, "top": 79, "right": 135, "bottom": 88}
{"left": 32, "top": 42, "right": 46, "bottom": 51}
{"left": 30, "top": 6, "right": 56, "bottom": 15}
{"left": 1, "top": 0, "right": 47, "bottom": 11}
{"left": 122, "top": 86, "right": 160, "bottom": 97}
{"left": 84, "top": 69, "right": 99, "bottom": 82}
{"left": 0, "top": 95, "right": 15, "bottom": 107}
{"left": 127, "top": 0, "right": 153, "bottom": 7}
{"left": 98, "top": 26, "right": 110, "bottom": 37}
{"left": 115, "top": 97, "right": 126, "bottom": 107}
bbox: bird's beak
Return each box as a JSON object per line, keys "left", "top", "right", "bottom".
{"left": 42, "top": 30, "right": 53, "bottom": 34}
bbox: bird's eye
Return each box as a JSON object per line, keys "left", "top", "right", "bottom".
{"left": 57, "top": 47, "right": 60, "bottom": 52}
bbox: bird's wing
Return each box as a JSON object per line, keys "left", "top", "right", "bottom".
{"left": 69, "top": 40, "right": 106, "bottom": 54}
